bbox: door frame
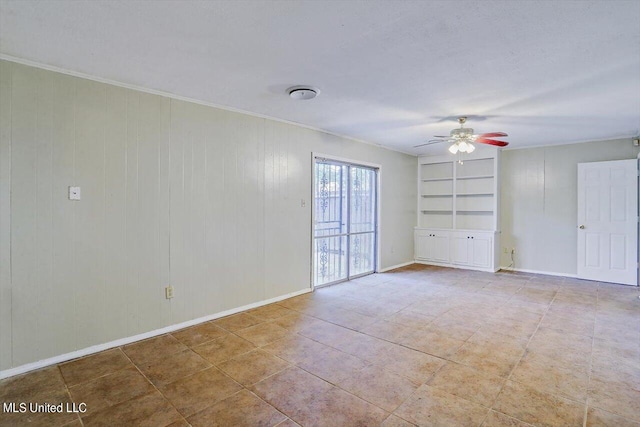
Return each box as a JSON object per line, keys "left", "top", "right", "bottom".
{"left": 311, "top": 153, "right": 381, "bottom": 289}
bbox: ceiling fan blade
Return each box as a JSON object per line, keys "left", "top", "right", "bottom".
{"left": 479, "top": 132, "right": 508, "bottom": 138}
{"left": 433, "top": 135, "right": 449, "bottom": 138}
{"left": 414, "top": 140, "right": 446, "bottom": 148}
{"left": 476, "top": 138, "right": 509, "bottom": 147}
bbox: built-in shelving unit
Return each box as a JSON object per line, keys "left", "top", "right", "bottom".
{"left": 415, "top": 148, "right": 501, "bottom": 272}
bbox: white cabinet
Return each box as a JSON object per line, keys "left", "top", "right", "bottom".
{"left": 415, "top": 147, "right": 501, "bottom": 272}
{"left": 415, "top": 230, "right": 450, "bottom": 263}
{"left": 450, "top": 231, "right": 492, "bottom": 269}
{"left": 416, "top": 228, "right": 496, "bottom": 271}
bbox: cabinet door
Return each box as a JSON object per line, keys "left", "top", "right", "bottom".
{"left": 470, "top": 234, "right": 492, "bottom": 268}
{"left": 450, "top": 234, "right": 470, "bottom": 265}
{"left": 415, "top": 232, "right": 431, "bottom": 260}
{"left": 431, "top": 234, "right": 450, "bottom": 262}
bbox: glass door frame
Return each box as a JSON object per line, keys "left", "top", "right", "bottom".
{"left": 311, "top": 153, "right": 380, "bottom": 289}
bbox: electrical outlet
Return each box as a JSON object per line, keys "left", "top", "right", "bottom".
{"left": 165, "top": 286, "right": 174, "bottom": 299}
{"left": 503, "top": 247, "right": 508, "bottom": 254}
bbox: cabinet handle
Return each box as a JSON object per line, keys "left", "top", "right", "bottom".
{"left": 471, "top": 236, "right": 474, "bottom": 239}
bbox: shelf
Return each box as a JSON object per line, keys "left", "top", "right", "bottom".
{"left": 456, "top": 175, "right": 494, "bottom": 180}
{"left": 456, "top": 210, "right": 494, "bottom": 214}
{"left": 421, "top": 210, "right": 453, "bottom": 213}
{"left": 457, "top": 193, "right": 494, "bottom": 197}
{"left": 421, "top": 194, "right": 453, "bottom": 198}
{"left": 421, "top": 177, "right": 453, "bottom": 182}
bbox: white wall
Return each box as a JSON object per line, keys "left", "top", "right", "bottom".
{"left": 0, "top": 60, "right": 417, "bottom": 372}
{"left": 500, "top": 139, "right": 639, "bottom": 275}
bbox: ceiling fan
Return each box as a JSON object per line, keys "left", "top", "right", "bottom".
{"left": 414, "top": 117, "right": 509, "bottom": 154}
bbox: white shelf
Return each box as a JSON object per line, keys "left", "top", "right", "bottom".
{"left": 421, "top": 177, "right": 453, "bottom": 182}
{"left": 456, "top": 210, "right": 493, "bottom": 214}
{"left": 456, "top": 174, "right": 494, "bottom": 180}
{"left": 457, "top": 193, "right": 494, "bottom": 197}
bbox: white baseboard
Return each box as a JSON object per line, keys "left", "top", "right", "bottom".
{"left": 0, "top": 288, "right": 312, "bottom": 380}
{"left": 378, "top": 261, "right": 414, "bottom": 272}
{"left": 498, "top": 267, "right": 577, "bottom": 278}
{"left": 414, "top": 260, "right": 498, "bottom": 273}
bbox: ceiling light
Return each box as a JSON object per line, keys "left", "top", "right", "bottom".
{"left": 448, "top": 141, "right": 476, "bottom": 154}
{"left": 287, "top": 86, "right": 320, "bottom": 100}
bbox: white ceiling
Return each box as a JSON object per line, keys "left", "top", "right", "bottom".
{"left": 1, "top": 0, "right": 639, "bottom": 155}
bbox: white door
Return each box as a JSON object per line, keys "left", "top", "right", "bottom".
{"left": 577, "top": 159, "right": 638, "bottom": 286}
{"left": 415, "top": 231, "right": 430, "bottom": 260}
{"left": 470, "top": 235, "right": 491, "bottom": 268}
{"left": 431, "top": 233, "right": 450, "bottom": 263}
{"left": 451, "top": 233, "right": 470, "bottom": 265}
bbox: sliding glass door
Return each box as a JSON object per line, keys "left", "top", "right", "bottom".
{"left": 313, "top": 159, "right": 378, "bottom": 287}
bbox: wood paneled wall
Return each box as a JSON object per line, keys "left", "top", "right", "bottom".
{"left": 0, "top": 60, "right": 417, "bottom": 371}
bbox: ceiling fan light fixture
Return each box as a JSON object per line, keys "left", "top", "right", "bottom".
{"left": 458, "top": 141, "right": 469, "bottom": 152}
{"left": 449, "top": 144, "right": 459, "bottom": 154}
{"left": 467, "top": 143, "right": 476, "bottom": 153}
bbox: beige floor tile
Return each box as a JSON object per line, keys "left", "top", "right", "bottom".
{"left": 384, "top": 309, "right": 436, "bottom": 328}
{"left": 251, "top": 367, "right": 388, "bottom": 427}
{"left": 335, "top": 364, "right": 418, "bottom": 412}
{"left": 0, "top": 388, "right": 77, "bottom": 427}
{"left": 122, "top": 334, "right": 188, "bottom": 365}
{"left": 213, "top": 312, "right": 263, "bottom": 331}
{"left": 82, "top": 390, "right": 182, "bottom": 427}
{"left": 492, "top": 380, "right": 584, "bottom": 427}
{"left": 586, "top": 407, "right": 640, "bottom": 427}
{"left": 394, "top": 384, "right": 489, "bottom": 427}
{"left": 171, "top": 322, "right": 228, "bottom": 347}
{"left": 588, "top": 377, "right": 640, "bottom": 422}
{"left": 269, "top": 312, "right": 324, "bottom": 333}
{"left": 68, "top": 365, "right": 154, "bottom": 415}
{"left": 450, "top": 341, "right": 522, "bottom": 378}
{"left": 235, "top": 322, "right": 291, "bottom": 347}
{"left": 510, "top": 352, "right": 589, "bottom": 402}
{"left": 59, "top": 349, "right": 132, "bottom": 386}
{"left": 399, "top": 329, "right": 466, "bottom": 358}
{"left": 481, "top": 410, "right": 535, "bottom": 426}
{"left": 217, "top": 349, "right": 290, "bottom": 386}
{"left": 137, "top": 349, "right": 211, "bottom": 386}
{"left": 275, "top": 418, "right": 302, "bottom": 427}
{"left": 359, "top": 319, "right": 414, "bottom": 343}
{"left": 248, "top": 304, "right": 295, "bottom": 321}
{"left": 165, "top": 419, "right": 190, "bottom": 427}
{"left": 427, "top": 361, "right": 505, "bottom": 407}
{"left": 262, "top": 335, "right": 331, "bottom": 364}
{"left": 157, "top": 367, "right": 242, "bottom": 417}
{"left": 381, "top": 414, "right": 416, "bottom": 426}
{"left": 297, "top": 344, "right": 370, "bottom": 385}
{"left": 375, "top": 344, "right": 445, "bottom": 385}
{"left": 192, "top": 333, "right": 256, "bottom": 364}
{"left": 0, "top": 366, "right": 65, "bottom": 401}
{"left": 539, "top": 313, "right": 594, "bottom": 337}
{"left": 425, "top": 321, "right": 480, "bottom": 341}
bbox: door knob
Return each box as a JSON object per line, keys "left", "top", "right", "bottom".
{"left": 579, "top": 225, "right": 585, "bottom": 229}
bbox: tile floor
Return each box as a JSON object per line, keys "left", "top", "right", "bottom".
{"left": 1, "top": 264, "right": 639, "bottom": 426}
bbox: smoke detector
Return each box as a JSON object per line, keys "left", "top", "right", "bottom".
{"left": 287, "top": 86, "right": 320, "bottom": 100}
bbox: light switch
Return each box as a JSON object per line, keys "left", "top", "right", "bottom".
{"left": 301, "top": 199, "right": 306, "bottom": 207}
{"left": 69, "top": 186, "right": 81, "bottom": 200}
